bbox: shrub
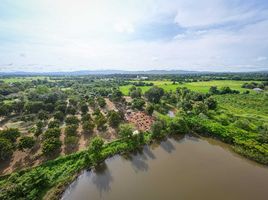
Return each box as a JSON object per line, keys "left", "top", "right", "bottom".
{"left": 18, "top": 136, "right": 35, "bottom": 151}
{"left": 0, "top": 138, "right": 14, "bottom": 160}
{"left": 82, "top": 121, "right": 95, "bottom": 134}
{"left": 65, "top": 115, "right": 79, "bottom": 125}
{"left": 108, "top": 111, "right": 122, "bottom": 128}
{"left": 145, "top": 104, "right": 154, "bottom": 115}
{"left": 118, "top": 124, "right": 134, "bottom": 138}
{"left": 42, "top": 138, "right": 62, "bottom": 156}
{"left": 144, "top": 86, "right": 164, "bottom": 103}
{"left": 0, "top": 128, "right": 20, "bottom": 142}
{"left": 65, "top": 125, "right": 78, "bottom": 136}
{"left": 53, "top": 111, "right": 65, "bottom": 121}
{"left": 43, "top": 128, "right": 61, "bottom": 140}
{"left": 48, "top": 119, "right": 61, "bottom": 129}
{"left": 131, "top": 98, "right": 145, "bottom": 110}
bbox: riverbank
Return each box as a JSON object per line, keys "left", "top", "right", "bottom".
{"left": 0, "top": 115, "right": 267, "bottom": 200}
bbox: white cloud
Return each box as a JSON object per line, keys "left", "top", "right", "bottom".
{"left": 114, "top": 21, "right": 134, "bottom": 33}
{"left": 0, "top": 0, "right": 268, "bottom": 72}
{"left": 256, "top": 56, "right": 267, "bottom": 62}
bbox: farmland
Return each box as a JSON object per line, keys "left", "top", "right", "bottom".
{"left": 120, "top": 80, "right": 259, "bottom": 95}
{"left": 0, "top": 73, "right": 267, "bottom": 200}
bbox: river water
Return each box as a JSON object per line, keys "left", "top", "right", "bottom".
{"left": 62, "top": 135, "right": 268, "bottom": 200}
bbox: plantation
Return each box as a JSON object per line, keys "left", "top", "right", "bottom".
{"left": 0, "top": 72, "right": 267, "bottom": 199}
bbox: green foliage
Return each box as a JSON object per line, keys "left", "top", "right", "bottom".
{"left": 43, "top": 128, "right": 61, "bottom": 140}
{"left": 0, "top": 138, "right": 14, "bottom": 160}
{"left": 97, "top": 97, "right": 106, "bottom": 108}
{"left": 0, "top": 128, "right": 21, "bottom": 142}
{"left": 18, "top": 136, "right": 35, "bottom": 151}
{"left": 151, "top": 120, "right": 166, "bottom": 138}
{"left": 145, "top": 103, "right": 154, "bottom": 115}
{"left": 82, "top": 121, "right": 95, "bottom": 134}
{"left": 144, "top": 86, "right": 164, "bottom": 103}
{"left": 118, "top": 124, "right": 134, "bottom": 138}
{"left": 129, "top": 86, "right": 142, "bottom": 98}
{"left": 131, "top": 98, "right": 145, "bottom": 110}
{"left": 53, "top": 111, "right": 65, "bottom": 121}
{"left": 193, "top": 101, "right": 208, "bottom": 115}
{"left": 80, "top": 102, "right": 88, "bottom": 114}
{"left": 94, "top": 113, "right": 107, "bottom": 131}
{"left": 48, "top": 119, "right": 61, "bottom": 129}
{"left": 42, "top": 138, "right": 62, "bottom": 156}
{"left": 65, "top": 125, "right": 78, "bottom": 136}
{"left": 107, "top": 110, "right": 122, "bottom": 128}
{"left": 65, "top": 115, "right": 79, "bottom": 125}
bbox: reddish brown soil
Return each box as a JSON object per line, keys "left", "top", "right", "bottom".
{"left": 125, "top": 111, "right": 154, "bottom": 131}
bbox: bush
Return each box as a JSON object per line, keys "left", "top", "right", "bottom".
{"left": 151, "top": 120, "right": 166, "bottom": 138}
{"left": 82, "top": 121, "right": 95, "bottom": 134}
{"left": 97, "top": 97, "right": 106, "bottom": 108}
{"left": 48, "top": 120, "right": 61, "bottom": 129}
{"left": 43, "top": 128, "right": 61, "bottom": 140}
{"left": 54, "top": 111, "right": 65, "bottom": 121}
{"left": 18, "top": 136, "right": 35, "bottom": 151}
{"left": 168, "top": 118, "right": 189, "bottom": 134}
{"left": 118, "top": 124, "right": 134, "bottom": 138}
{"left": 108, "top": 111, "right": 122, "bottom": 128}
{"left": 64, "top": 136, "right": 79, "bottom": 148}
{"left": 0, "top": 138, "right": 14, "bottom": 160}
{"left": 42, "top": 138, "right": 62, "bottom": 156}
{"left": 205, "top": 97, "right": 217, "bottom": 110}
{"left": 144, "top": 86, "right": 164, "bottom": 103}
{"left": 0, "top": 128, "right": 21, "bottom": 142}
{"left": 145, "top": 104, "right": 154, "bottom": 115}
{"left": 193, "top": 101, "right": 208, "bottom": 115}
{"left": 65, "top": 125, "right": 78, "bottom": 136}
{"left": 131, "top": 98, "right": 145, "bottom": 110}
{"left": 65, "top": 115, "right": 79, "bottom": 125}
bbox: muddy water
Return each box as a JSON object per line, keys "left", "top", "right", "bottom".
{"left": 62, "top": 135, "right": 268, "bottom": 200}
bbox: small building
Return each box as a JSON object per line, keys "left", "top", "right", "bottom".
{"left": 253, "top": 88, "right": 263, "bottom": 92}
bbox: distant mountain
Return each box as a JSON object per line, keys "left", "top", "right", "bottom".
{"left": 0, "top": 69, "right": 267, "bottom": 76}
{"left": 0, "top": 69, "right": 202, "bottom": 76}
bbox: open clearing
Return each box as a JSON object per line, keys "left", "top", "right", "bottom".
{"left": 120, "top": 80, "right": 259, "bottom": 95}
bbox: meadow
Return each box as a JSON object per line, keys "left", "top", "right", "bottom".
{"left": 120, "top": 80, "right": 258, "bottom": 95}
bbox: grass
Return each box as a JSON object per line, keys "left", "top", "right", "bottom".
{"left": 0, "top": 76, "right": 50, "bottom": 83}
{"left": 120, "top": 80, "right": 258, "bottom": 95}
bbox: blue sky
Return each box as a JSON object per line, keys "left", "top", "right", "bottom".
{"left": 0, "top": 0, "right": 268, "bottom": 72}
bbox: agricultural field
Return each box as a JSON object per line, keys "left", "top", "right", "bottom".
{"left": 120, "top": 80, "right": 259, "bottom": 95}
{"left": 0, "top": 76, "right": 50, "bottom": 83}
{"left": 0, "top": 74, "right": 267, "bottom": 200}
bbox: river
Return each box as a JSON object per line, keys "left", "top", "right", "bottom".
{"left": 62, "top": 135, "right": 268, "bottom": 200}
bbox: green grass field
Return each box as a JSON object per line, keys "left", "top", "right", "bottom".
{"left": 120, "top": 80, "right": 257, "bottom": 95}
{"left": 0, "top": 76, "right": 49, "bottom": 83}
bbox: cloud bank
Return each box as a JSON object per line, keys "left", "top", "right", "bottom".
{"left": 0, "top": 0, "right": 267, "bottom": 72}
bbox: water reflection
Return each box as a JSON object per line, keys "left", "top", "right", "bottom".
{"left": 92, "top": 162, "right": 114, "bottom": 197}
{"left": 160, "top": 139, "right": 175, "bottom": 153}
{"left": 123, "top": 152, "right": 149, "bottom": 172}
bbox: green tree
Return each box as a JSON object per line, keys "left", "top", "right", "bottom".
{"left": 65, "top": 115, "right": 79, "bottom": 125}
{"left": 118, "top": 124, "right": 134, "bottom": 138}
{"left": 0, "top": 128, "right": 21, "bottom": 142}
{"left": 131, "top": 98, "right": 145, "bottom": 110}
{"left": 145, "top": 104, "right": 154, "bottom": 115}
{"left": 144, "top": 86, "right": 164, "bottom": 103}
{"left": 18, "top": 136, "right": 35, "bottom": 151}
{"left": 0, "top": 138, "right": 14, "bottom": 160}
{"left": 42, "top": 138, "right": 62, "bottom": 156}
{"left": 108, "top": 111, "right": 122, "bottom": 128}
{"left": 205, "top": 97, "right": 217, "bottom": 110}
{"left": 54, "top": 111, "right": 65, "bottom": 121}
{"left": 88, "top": 136, "right": 104, "bottom": 165}
{"left": 97, "top": 97, "right": 106, "bottom": 108}
{"left": 82, "top": 121, "right": 95, "bottom": 134}
{"left": 65, "top": 125, "right": 78, "bottom": 136}
{"left": 193, "top": 101, "right": 208, "bottom": 114}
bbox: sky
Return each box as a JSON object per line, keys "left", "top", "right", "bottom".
{"left": 0, "top": 0, "right": 268, "bottom": 72}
